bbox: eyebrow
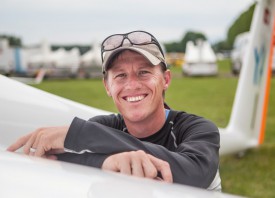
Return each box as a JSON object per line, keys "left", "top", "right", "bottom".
{"left": 111, "top": 61, "right": 154, "bottom": 72}
{"left": 110, "top": 68, "right": 125, "bottom": 74}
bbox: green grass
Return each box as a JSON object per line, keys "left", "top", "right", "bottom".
{"left": 166, "top": 77, "right": 237, "bottom": 127}
{"left": 32, "top": 60, "right": 275, "bottom": 198}
{"left": 33, "top": 78, "right": 118, "bottom": 113}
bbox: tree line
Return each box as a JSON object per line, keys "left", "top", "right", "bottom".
{"left": 1, "top": 3, "right": 255, "bottom": 54}
{"left": 164, "top": 3, "right": 255, "bottom": 53}
{"left": 213, "top": 3, "right": 255, "bottom": 52}
{"left": 0, "top": 34, "right": 22, "bottom": 47}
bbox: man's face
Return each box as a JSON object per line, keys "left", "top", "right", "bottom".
{"left": 104, "top": 50, "right": 171, "bottom": 125}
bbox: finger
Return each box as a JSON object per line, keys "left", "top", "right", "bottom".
{"left": 29, "top": 149, "right": 35, "bottom": 156}
{"left": 141, "top": 157, "right": 158, "bottom": 179}
{"left": 148, "top": 155, "right": 173, "bottom": 183}
{"left": 154, "top": 177, "right": 164, "bottom": 181}
{"left": 102, "top": 156, "right": 119, "bottom": 171}
{"left": 6, "top": 133, "right": 32, "bottom": 152}
{"left": 130, "top": 155, "right": 145, "bottom": 177}
{"left": 23, "top": 133, "right": 39, "bottom": 155}
{"left": 119, "top": 157, "right": 132, "bottom": 175}
{"left": 34, "top": 137, "right": 47, "bottom": 157}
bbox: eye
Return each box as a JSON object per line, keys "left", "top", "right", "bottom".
{"left": 139, "top": 70, "right": 150, "bottom": 76}
{"left": 115, "top": 73, "right": 126, "bottom": 79}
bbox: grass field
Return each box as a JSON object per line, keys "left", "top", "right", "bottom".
{"left": 33, "top": 59, "right": 275, "bottom": 198}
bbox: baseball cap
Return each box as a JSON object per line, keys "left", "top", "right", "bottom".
{"left": 101, "top": 31, "right": 167, "bottom": 73}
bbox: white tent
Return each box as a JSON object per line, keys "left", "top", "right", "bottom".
{"left": 81, "top": 43, "right": 101, "bottom": 67}
{"left": 0, "top": 39, "right": 12, "bottom": 74}
{"left": 27, "top": 40, "right": 81, "bottom": 77}
{"left": 183, "top": 40, "right": 217, "bottom": 76}
{"left": 185, "top": 40, "right": 216, "bottom": 63}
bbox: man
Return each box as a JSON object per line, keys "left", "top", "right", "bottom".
{"left": 7, "top": 30, "right": 221, "bottom": 191}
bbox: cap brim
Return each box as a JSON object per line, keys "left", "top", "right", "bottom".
{"left": 102, "top": 46, "right": 162, "bottom": 72}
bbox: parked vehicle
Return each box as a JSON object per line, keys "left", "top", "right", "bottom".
{"left": 182, "top": 40, "right": 217, "bottom": 76}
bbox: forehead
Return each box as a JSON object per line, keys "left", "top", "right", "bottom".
{"left": 109, "top": 50, "right": 153, "bottom": 70}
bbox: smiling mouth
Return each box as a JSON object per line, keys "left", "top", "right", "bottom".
{"left": 124, "top": 94, "right": 147, "bottom": 102}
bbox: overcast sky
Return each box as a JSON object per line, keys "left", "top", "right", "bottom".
{"left": 0, "top": 0, "right": 255, "bottom": 46}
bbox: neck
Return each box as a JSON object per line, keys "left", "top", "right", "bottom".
{"left": 124, "top": 108, "right": 166, "bottom": 138}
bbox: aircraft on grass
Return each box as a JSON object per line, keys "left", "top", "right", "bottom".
{"left": 79, "top": 42, "right": 102, "bottom": 78}
{"left": 231, "top": 31, "right": 275, "bottom": 75}
{"left": 0, "top": 39, "right": 81, "bottom": 79}
{"left": 27, "top": 41, "right": 81, "bottom": 78}
{"left": 182, "top": 39, "right": 218, "bottom": 76}
{"left": 0, "top": 0, "right": 274, "bottom": 197}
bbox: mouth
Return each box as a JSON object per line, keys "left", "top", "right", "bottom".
{"left": 123, "top": 94, "right": 147, "bottom": 103}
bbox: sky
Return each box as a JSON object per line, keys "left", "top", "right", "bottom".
{"left": 0, "top": 0, "right": 256, "bottom": 46}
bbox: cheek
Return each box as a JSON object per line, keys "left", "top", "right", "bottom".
{"left": 155, "top": 73, "right": 166, "bottom": 86}
{"left": 148, "top": 77, "right": 166, "bottom": 92}
{"left": 108, "top": 83, "right": 121, "bottom": 97}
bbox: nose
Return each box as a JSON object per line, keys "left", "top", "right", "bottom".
{"left": 125, "top": 73, "right": 142, "bottom": 90}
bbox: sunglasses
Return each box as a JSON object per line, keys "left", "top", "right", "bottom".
{"left": 101, "top": 30, "right": 164, "bottom": 62}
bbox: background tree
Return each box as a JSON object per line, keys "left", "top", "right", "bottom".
{"left": 213, "top": 3, "right": 255, "bottom": 52}
{"left": 52, "top": 45, "right": 91, "bottom": 55}
{"left": 165, "top": 31, "right": 207, "bottom": 52}
{"left": 0, "top": 34, "right": 22, "bottom": 47}
{"left": 164, "top": 2, "right": 255, "bottom": 53}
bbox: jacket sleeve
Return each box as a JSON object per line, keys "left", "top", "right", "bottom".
{"left": 64, "top": 117, "right": 220, "bottom": 188}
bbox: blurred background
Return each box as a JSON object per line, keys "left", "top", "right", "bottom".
{"left": 1, "top": 0, "right": 274, "bottom": 197}
{"left": 2, "top": 0, "right": 271, "bottom": 78}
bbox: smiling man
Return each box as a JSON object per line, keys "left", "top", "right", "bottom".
{"left": 103, "top": 50, "right": 170, "bottom": 138}
{"left": 7, "top": 31, "right": 221, "bottom": 191}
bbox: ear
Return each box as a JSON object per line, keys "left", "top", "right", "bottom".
{"left": 103, "top": 78, "right": 112, "bottom": 97}
{"left": 163, "top": 70, "right": 171, "bottom": 90}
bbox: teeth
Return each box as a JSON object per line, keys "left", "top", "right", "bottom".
{"left": 126, "top": 95, "right": 145, "bottom": 102}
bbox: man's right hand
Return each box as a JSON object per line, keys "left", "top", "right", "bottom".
{"left": 102, "top": 150, "right": 173, "bottom": 183}
{"left": 6, "top": 126, "right": 69, "bottom": 158}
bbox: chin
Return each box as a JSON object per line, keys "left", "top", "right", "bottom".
{"left": 124, "top": 111, "right": 147, "bottom": 122}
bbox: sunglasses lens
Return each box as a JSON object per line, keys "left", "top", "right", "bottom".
{"left": 101, "top": 31, "right": 164, "bottom": 63}
{"left": 128, "top": 32, "right": 152, "bottom": 44}
{"left": 103, "top": 35, "right": 124, "bottom": 50}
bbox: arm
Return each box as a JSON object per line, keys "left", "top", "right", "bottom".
{"left": 64, "top": 117, "right": 220, "bottom": 188}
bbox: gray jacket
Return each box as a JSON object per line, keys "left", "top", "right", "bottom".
{"left": 58, "top": 110, "right": 220, "bottom": 189}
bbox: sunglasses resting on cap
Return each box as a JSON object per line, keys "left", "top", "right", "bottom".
{"left": 101, "top": 30, "right": 167, "bottom": 73}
